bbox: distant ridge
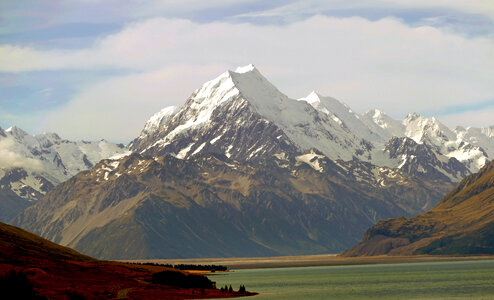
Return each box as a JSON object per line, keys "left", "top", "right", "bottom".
{"left": 0, "top": 125, "right": 127, "bottom": 221}
{"left": 343, "top": 160, "right": 494, "bottom": 256}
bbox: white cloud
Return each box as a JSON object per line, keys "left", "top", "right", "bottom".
{"left": 0, "top": 138, "right": 42, "bottom": 170}
{"left": 43, "top": 64, "right": 228, "bottom": 142}
{"left": 1, "top": 16, "right": 493, "bottom": 141}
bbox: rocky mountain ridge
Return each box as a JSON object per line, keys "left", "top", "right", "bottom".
{"left": 14, "top": 150, "right": 452, "bottom": 259}
{"left": 130, "top": 65, "right": 492, "bottom": 182}
{"left": 129, "top": 65, "right": 373, "bottom": 164}
{"left": 13, "top": 65, "right": 490, "bottom": 259}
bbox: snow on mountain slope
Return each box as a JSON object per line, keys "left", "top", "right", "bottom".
{"left": 0, "top": 126, "right": 128, "bottom": 204}
{"left": 360, "top": 110, "right": 492, "bottom": 173}
{"left": 360, "top": 109, "right": 405, "bottom": 141}
{"left": 300, "top": 92, "right": 384, "bottom": 143}
{"left": 455, "top": 125, "right": 494, "bottom": 160}
{"left": 131, "top": 65, "right": 373, "bottom": 162}
{"left": 128, "top": 106, "right": 179, "bottom": 150}
{"left": 384, "top": 136, "right": 469, "bottom": 182}
{"left": 397, "top": 114, "right": 489, "bottom": 172}
{"left": 228, "top": 66, "right": 373, "bottom": 161}
{"left": 130, "top": 64, "right": 492, "bottom": 181}
{"left": 402, "top": 113, "right": 457, "bottom": 148}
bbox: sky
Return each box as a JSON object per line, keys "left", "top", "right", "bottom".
{"left": 0, "top": 0, "right": 493, "bottom": 143}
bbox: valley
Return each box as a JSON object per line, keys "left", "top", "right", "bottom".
{"left": 3, "top": 2, "right": 493, "bottom": 298}
{"left": 4, "top": 65, "right": 494, "bottom": 260}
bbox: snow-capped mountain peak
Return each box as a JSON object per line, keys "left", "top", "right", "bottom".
{"left": 180, "top": 64, "right": 281, "bottom": 125}
{"left": 405, "top": 112, "right": 421, "bottom": 121}
{"left": 131, "top": 65, "right": 375, "bottom": 162}
{"left": 359, "top": 109, "right": 403, "bottom": 143}
{"left": 301, "top": 91, "right": 349, "bottom": 119}
{"left": 367, "top": 109, "right": 386, "bottom": 123}
{"left": 234, "top": 63, "right": 257, "bottom": 73}
{"left": 300, "top": 92, "right": 386, "bottom": 143}
{"left": 303, "top": 91, "right": 323, "bottom": 104}
{"left": 403, "top": 113, "right": 456, "bottom": 145}
{"left": 6, "top": 125, "right": 28, "bottom": 140}
{"left": 129, "top": 64, "right": 493, "bottom": 177}
{"left": 301, "top": 91, "right": 350, "bottom": 109}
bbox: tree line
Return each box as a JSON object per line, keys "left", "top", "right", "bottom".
{"left": 128, "top": 261, "right": 228, "bottom": 271}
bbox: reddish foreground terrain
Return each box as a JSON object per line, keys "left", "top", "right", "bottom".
{"left": 0, "top": 221, "right": 255, "bottom": 299}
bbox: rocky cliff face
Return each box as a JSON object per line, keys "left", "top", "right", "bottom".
{"left": 384, "top": 137, "right": 469, "bottom": 182}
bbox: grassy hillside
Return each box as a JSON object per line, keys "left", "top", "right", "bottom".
{"left": 0, "top": 222, "right": 254, "bottom": 299}
{"left": 344, "top": 161, "right": 494, "bottom": 256}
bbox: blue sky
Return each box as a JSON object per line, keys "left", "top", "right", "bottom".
{"left": 1, "top": 0, "right": 493, "bottom": 142}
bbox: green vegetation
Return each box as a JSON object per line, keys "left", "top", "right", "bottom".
{"left": 129, "top": 261, "right": 228, "bottom": 271}
{"left": 218, "top": 284, "right": 249, "bottom": 294}
{"left": 151, "top": 270, "right": 214, "bottom": 289}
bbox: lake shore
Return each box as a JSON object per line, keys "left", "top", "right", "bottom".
{"left": 121, "top": 254, "right": 494, "bottom": 270}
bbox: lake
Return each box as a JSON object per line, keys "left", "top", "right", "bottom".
{"left": 210, "top": 260, "right": 494, "bottom": 299}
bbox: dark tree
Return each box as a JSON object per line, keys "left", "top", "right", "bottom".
{"left": 152, "top": 271, "right": 214, "bottom": 289}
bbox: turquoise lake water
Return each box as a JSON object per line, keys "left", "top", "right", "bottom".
{"left": 210, "top": 260, "right": 494, "bottom": 299}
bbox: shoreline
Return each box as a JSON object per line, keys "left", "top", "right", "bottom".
{"left": 121, "top": 254, "right": 494, "bottom": 270}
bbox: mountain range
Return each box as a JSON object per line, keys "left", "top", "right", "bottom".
{"left": 7, "top": 65, "right": 494, "bottom": 259}
{"left": 129, "top": 65, "right": 491, "bottom": 177}
{"left": 0, "top": 126, "right": 128, "bottom": 221}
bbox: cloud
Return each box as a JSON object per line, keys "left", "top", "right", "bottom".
{"left": 0, "top": 0, "right": 257, "bottom": 36}
{"left": 233, "top": 0, "right": 494, "bottom": 21}
{"left": 0, "top": 138, "right": 43, "bottom": 170}
{"left": 378, "top": 0, "right": 494, "bottom": 21}
{"left": 2, "top": 16, "right": 493, "bottom": 141}
{"left": 43, "top": 64, "right": 228, "bottom": 142}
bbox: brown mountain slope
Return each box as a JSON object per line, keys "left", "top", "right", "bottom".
{"left": 343, "top": 160, "right": 494, "bottom": 256}
{"left": 13, "top": 151, "right": 449, "bottom": 259}
{"left": 0, "top": 222, "right": 253, "bottom": 299}
{"left": 0, "top": 221, "right": 93, "bottom": 263}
